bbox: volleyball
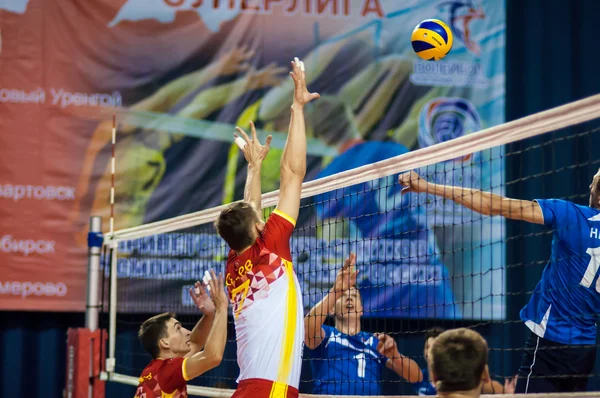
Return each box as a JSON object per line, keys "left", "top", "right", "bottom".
{"left": 411, "top": 19, "right": 453, "bottom": 61}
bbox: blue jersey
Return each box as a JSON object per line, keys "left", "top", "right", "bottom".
{"left": 315, "top": 141, "right": 459, "bottom": 318}
{"left": 309, "top": 325, "right": 387, "bottom": 395}
{"left": 520, "top": 199, "right": 600, "bottom": 345}
{"left": 411, "top": 367, "right": 437, "bottom": 396}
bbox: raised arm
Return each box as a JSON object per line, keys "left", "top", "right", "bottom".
{"left": 276, "top": 58, "right": 320, "bottom": 220}
{"left": 184, "top": 271, "right": 229, "bottom": 380}
{"left": 234, "top": 121, "right": 272, "bottom": 212}
{"left": 304, "top": 253, "right": 356, "bottom": 349}
{"left": 185, "top": 281, "right": 217, "bottom": 355}
{"left": 398, "top": 171, "right": 544, "bottom": 224}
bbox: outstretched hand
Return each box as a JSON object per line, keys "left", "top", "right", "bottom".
{"left": 290, "top": 57, "right": 320, "bottom": 107}
{"left": 398, "top": 171, "right": 430, "bottom": 194}
{"left": 234, "top": 121, "right": 272, "bottom": 167}
{"left": 188, "top": 281, "right": 216, "bottom": 316}
{"left": 207, "top": 270, "right": 229, "bottom": 312}
{"left": 332, "top": 252, "right": 358, "bottom": 295}
{"left": 375, "top": 333, "right": 400, "bottom": 359}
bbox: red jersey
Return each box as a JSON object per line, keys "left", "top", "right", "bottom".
{"left": 226, "top": 209, "right": 304, "bottom": 391}
{"left": 135, "top": 357, "right": 189, "bottom": 398}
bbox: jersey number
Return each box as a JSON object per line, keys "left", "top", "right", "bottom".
{"left": 354, "top": 353, "right": 366, "bottom": 379}
{"left": 579, "top": 247, "right": 600, "bottom": 292}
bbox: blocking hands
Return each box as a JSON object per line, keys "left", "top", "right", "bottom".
{"left": 332, "top": 252, "right": 358, "bottom": 295}
{"left": 375, "top": 333, "right": 401, "bottom": 360}
{"left": 234, "top": 121, "right": 272, "bottom": 167}
{"left": 290, "top": 57, "right": 320, "bottom": 107}
{"left": 188, "top": 270, "right": 229, "bottom": 313}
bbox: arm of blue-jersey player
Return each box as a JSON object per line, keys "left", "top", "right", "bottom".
{"left": 237, "top": 122, "right": 272, "bottom": 213}
{"left": 399, "top": 171, "right": 544, "bottom": 224}
{"left": 304, "top": 253, "right": 356, "bottom": 349}
{"left": 375, "top": 333, "right": 423, "bottom": 383}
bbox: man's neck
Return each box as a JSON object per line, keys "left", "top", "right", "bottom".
{"left": 437, "top": 387, "right": 481, "bottom": 398}
{"left": 157, "top": 352, "right": 178, "bottom": 360}
{"left": 335, "top": 317, "right": 361, "bottom": 336}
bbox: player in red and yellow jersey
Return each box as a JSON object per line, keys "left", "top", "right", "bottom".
{"left": 214, "top": 58, "right": 319, "bottom": 398}
{"left": 135, "top": 271, "right": 228, "bottom": 398}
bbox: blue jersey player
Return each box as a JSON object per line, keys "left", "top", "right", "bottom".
{"left": 399, "top": 169, "right": 600, "bottom": 394}
{"left": 304, "top": 253, "right": 422, "bottom": 395}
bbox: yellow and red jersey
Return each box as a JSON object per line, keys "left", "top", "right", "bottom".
{"left": 226, "top": 209, "right": 304, "bottom": 393}
{"left": 135, "top": 357, "right": 189, "bottom": 398}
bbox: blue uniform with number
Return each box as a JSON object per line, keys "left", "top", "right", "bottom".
{"left": 309, "top": 325, "right": 387, "bottom": 395}
{"left": 520, "top": 199, "right": 600, "bottom": 345}
{"left": 516, "top": 199, "right": 600, "bottom": 394}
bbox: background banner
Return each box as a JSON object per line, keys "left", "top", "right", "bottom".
{"left": 0, "top": 0, "right": 505, "bottom": 315}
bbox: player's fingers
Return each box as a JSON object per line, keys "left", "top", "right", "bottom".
{"left": 310, "top": 92, "right": 321, "bottom": 100}
{"left": 349, "top": 252, "right": 356, "bottom": 265}
{"left": 235, "top": 126, "right": 252, "bottom": 143}
{"left": 264, "top": 135, "right": 273, "bottom": 150}
{"left": 250, "top": 121, "right": 258, "bottom": 142}
{"left": 385, "top": 337, "right": 394, "bottom": 349}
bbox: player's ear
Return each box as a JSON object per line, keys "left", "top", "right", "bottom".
{"left": 159, "top": 338, "right": 169, "bottom": 351}
{"left": 256, "top": 220, "right": 265, "bottom": 233}
{"left": 481, "top": 364, "right": 491, "bottom": 383}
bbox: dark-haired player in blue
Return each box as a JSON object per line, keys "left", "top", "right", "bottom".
{"left": 304, "top": 252, "right": 422, "bottom": 395}
{"left": 399, "top": 168, "right": 600, "bottom": 394}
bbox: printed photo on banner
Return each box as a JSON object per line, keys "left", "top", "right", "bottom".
{"left": 0, "top": 0, "right": 505, "bottom": 314}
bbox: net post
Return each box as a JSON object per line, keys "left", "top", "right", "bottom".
{"left": 106, "top": 239, "right": 118, "bottom": 373}
{"left": 86, "top": 216, "right": 103, "bottom": 331}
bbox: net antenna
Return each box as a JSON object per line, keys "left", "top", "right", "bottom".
{"left": 102, "top": 94, "right": 600, "bottom": 396}
{"left": 104, "top": 113, "right": 119, "bottom": 376}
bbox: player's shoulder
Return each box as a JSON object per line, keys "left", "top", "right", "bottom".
{"left": 268, "top": 208, "right": 296, "bottom": 227}
{"left": 536, "top": 199, "right": 593, "bottom": 220}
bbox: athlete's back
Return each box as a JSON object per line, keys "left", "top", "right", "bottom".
{"left": 226, "top": 209, "right": 304, "bottom": 392}
{"left": 521, "top": 199, "right": 600, "bottom": 345}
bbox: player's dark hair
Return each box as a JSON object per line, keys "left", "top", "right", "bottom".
{"left": 424, "top": 327, "right": 444, "bottom": 341}
{"left": 429, "top": 328, "right": 488, "bottom": 393}
{"left": 215, "top": 202, "right": 259, "bottom": 251}
{"left": 138, "top": 312, "right": 175, "bottom": 359}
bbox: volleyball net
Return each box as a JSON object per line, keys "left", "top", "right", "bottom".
{"left": 100, "top": 94, "right": 600, "bottom": 396}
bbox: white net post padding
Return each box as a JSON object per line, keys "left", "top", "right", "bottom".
{"left": 103, "top": 93, "right": 600, "bottom": 397}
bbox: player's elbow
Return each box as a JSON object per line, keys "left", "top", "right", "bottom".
{"left": 407, "top": 369, "right": 423, "bottom": 384}
{"left": 204, "top": 352, "right": 224, "bottom": 370}
{"left": 280, "top": 163, "right": 306, "bottom": 180}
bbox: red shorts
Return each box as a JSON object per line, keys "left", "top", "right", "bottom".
{"left": 232, "top": 379, "right": 299, "bottom": 398}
